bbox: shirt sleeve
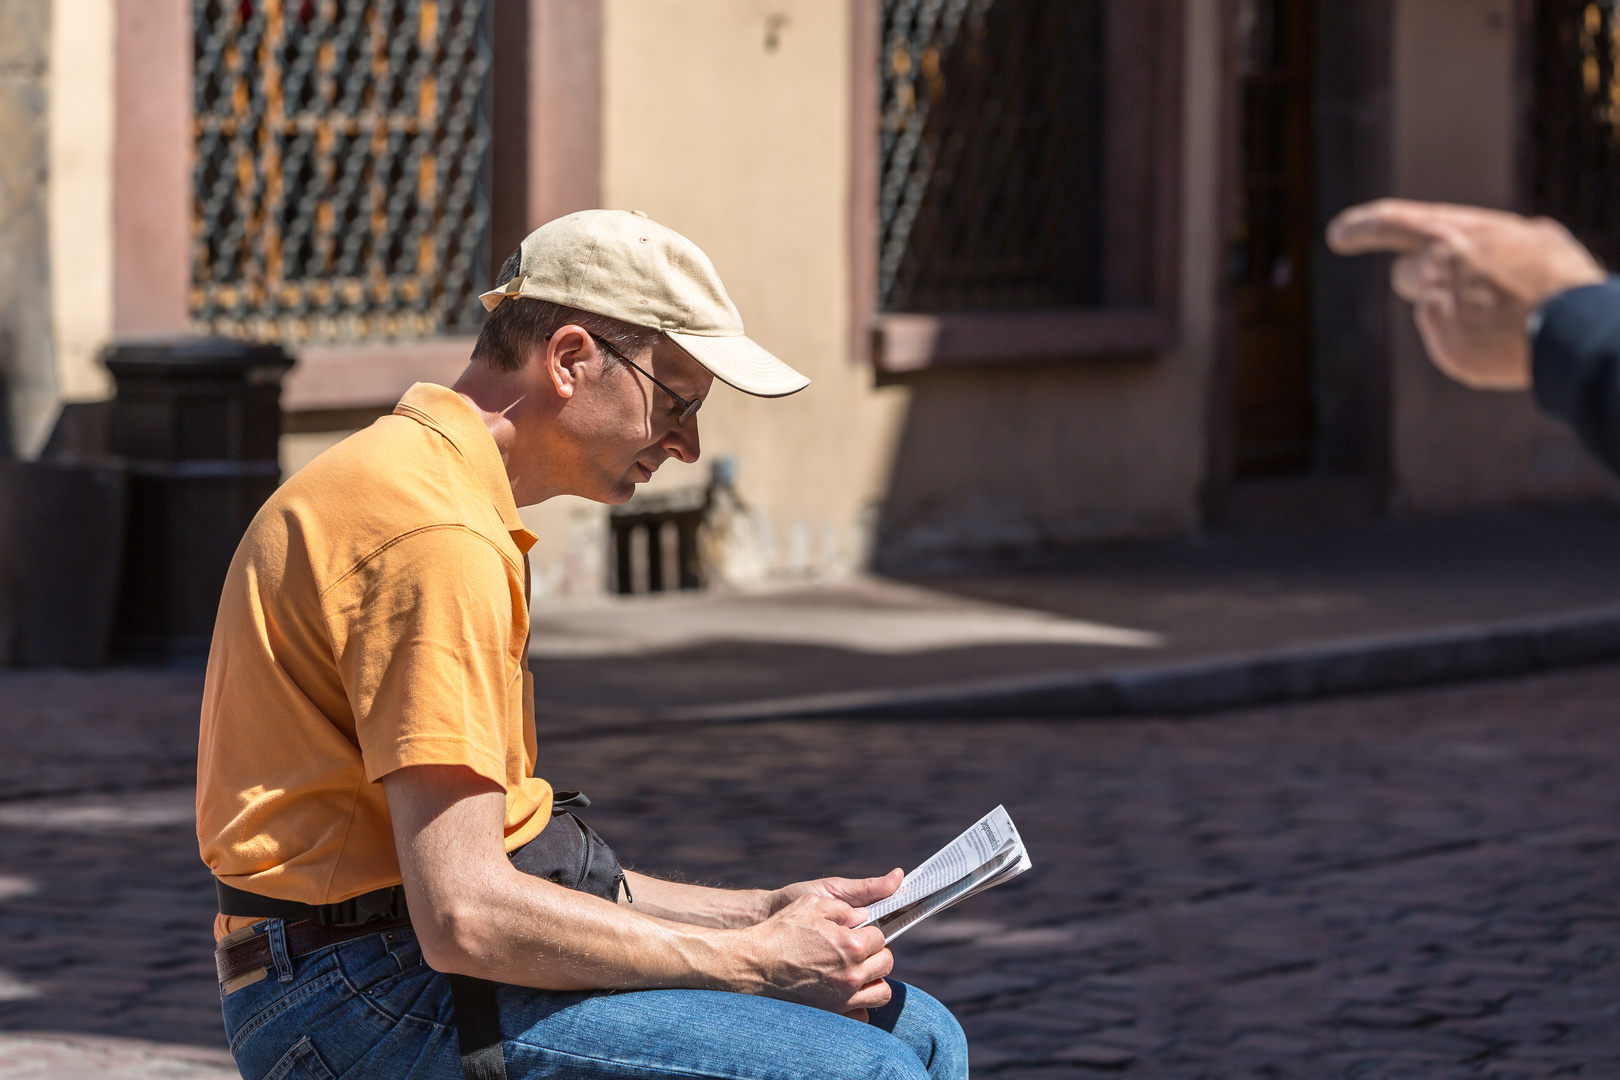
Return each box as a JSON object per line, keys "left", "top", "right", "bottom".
{"left": 1532, "top": 277, "right": 1620, "bottom": 479}
{"left": 325, "top": 525, "right": 527, "bottom": 786}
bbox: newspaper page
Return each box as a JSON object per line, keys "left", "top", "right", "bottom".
{"left": 860, "top": 805, "right": 1032, "bottom": 943}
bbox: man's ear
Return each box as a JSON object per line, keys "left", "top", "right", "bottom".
{"left": 544, "top": 325, "right": 593, "bottom": 402}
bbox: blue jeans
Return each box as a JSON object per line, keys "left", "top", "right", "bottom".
{"left": 221, "top": 921, "right": 969, "bottom": 1080}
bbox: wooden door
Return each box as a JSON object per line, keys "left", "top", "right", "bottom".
{"left": 1230, "top": 0, "right": 1315, "bottom": 477}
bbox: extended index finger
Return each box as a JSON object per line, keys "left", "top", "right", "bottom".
{"left": 1327, "top": 198, "right": 1470, "bottom": 256}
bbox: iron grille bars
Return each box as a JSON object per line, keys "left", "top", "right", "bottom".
{"left": 1533, "top": 0, "right": 1620, "bottom": 269}
{"left": 192, "top": 0, "right": 492, "bottom": 343}
{"left": 877, "top": 0, "right": 1107, "bottom": 312}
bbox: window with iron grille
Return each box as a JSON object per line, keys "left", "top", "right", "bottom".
{"left": 1531, "top": 0, "right": 1620, "bottom": 268}
{"left": 192, "top": 0, "right": 492, "bottom": 344}
{"left": 871, "top": 0, "right": 1183, "bottom": 370}
{"left": 879, "top": 0, "right": 1106, "bottom": 311}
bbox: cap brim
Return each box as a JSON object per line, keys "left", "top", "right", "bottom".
{"left": 664, "top": 331, "right": 810, "bottom": 398}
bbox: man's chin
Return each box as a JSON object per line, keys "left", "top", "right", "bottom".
{"left": 602, "top": 477, "right": 639, "bottom": 505}
{"left": 580, "top": 468, "right": 646, "bottom": 505}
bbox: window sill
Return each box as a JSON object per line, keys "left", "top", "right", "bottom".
{"left": 281, "top": 337, "right": 477, "bottom": 412}
{"left": 871, "top": 309, "right": 1175, "bottom": 372}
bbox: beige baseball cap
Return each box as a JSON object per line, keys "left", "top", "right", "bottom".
{"left": 479, "top": 209, "right": 810, "bottom": 398}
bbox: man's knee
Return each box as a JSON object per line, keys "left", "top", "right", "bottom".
{"left": 870, "top": 981, "right": 969, "bottom": 1080}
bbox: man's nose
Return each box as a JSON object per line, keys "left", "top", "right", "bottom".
{"left": 662, "top": 419, "right": 700, "bottom": 464}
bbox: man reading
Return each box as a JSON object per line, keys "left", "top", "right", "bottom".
{"left": 197, "top": 210, "right": 967, "bottom": 1080}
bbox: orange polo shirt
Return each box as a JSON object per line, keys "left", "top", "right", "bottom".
{"left": 198, "top": 383, "right": 554, "bottom": 938}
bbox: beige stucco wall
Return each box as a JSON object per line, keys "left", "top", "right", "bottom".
{"left": 48, "top": 0, "right": 116, "bottom": 404}
{"left": 1388, "top": 0, "right": 1617, "bottom": 507}
{"left": 517, "top": 0, "right": 909, "bottom": 595}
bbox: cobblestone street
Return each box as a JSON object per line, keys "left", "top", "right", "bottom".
{"left": 0, "top": 665, "right": 1617, "bottom": 1077}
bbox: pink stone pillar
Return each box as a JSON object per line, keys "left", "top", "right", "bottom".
{"left": 113, "top": 0, "right": 191, "bottom": 336}
{"left": 489, "top": 0, "right": 602, "bottom": 273}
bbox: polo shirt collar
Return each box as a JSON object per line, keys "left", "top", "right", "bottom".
{"left": 393, "top": 383, "right": 539, "bottom": 554}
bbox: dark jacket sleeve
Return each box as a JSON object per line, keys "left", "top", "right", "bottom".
{"left": 1532, "top": 277, "right": 1620, "bottom": 478}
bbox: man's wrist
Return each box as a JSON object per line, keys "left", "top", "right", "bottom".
{"left": 738, "top": 887, "right": 778, "bottom": 927}
{"left": 676, "top": 924, "right": 765, "bottom": 995}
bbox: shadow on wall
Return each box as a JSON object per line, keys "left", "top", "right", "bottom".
{"left": 0, "top": 402, "right": 125, "bottom": 667}
{"left": 0, "top": 451, "right": 126, "bottom": 667}
{"left": 872, "top": 359, "right": 1197, "bottom": 572}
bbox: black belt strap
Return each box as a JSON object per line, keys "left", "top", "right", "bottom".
{"left": 447, "top": 975, "right": 507, "bottom": 1080}
{"left": 215, "top": 879, "right": 498, "bottom": 1080}
{"left": 216, "top": 879, "right": 408, "bottom": 927}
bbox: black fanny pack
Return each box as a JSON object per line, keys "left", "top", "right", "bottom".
{"left": 215, "top": 790, "right": 624, "bottom": 1080}
{"left": 511, "top": 793, "right": 629, "bottom": 905}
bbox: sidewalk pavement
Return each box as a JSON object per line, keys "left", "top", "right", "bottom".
{"left": 531, "top": 503, "right": 1620, "bottom": 728}
{"left": 0, "top": 1034, "right": 238, "bottom": 1079}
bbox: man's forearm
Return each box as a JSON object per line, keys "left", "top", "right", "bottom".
{"left": 419, "top": 860, "right": 762, "bottom": 992}
{"left": 621, "top": 870, "right": 774, "bottom": 928}
{"left": 409, "top": 859, "right": 890, "bottom": 1014}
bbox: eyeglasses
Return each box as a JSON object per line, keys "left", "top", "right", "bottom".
{"left": 587, "top": 332, "right": 703, "bottom": 426}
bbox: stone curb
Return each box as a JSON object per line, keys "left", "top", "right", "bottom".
{"left": 628, "top": 604, "right": 1620, "bottom": 725}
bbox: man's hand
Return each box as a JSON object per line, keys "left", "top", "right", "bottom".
{"left": 764, "top": 868, "right": 904, "bottom": 920}
{"left": 756, "top": 870, "right": 902, "bottom": 1022}
{"left": 741, "top": 894, "right": 894, "bottom": 1016}
{"left": 1326, "top": 199, "right": 1605, "bottom": 390}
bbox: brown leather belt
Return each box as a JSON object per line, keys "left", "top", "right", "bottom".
{"left": 215, "top": 917, "right": 411, "bottom": 993}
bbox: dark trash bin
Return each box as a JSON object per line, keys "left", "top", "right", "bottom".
{"left": 104, "top": 338, "right": 293, "bottom": 659}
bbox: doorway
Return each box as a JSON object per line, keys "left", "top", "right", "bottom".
{"left": 1230, "top": 0, "right": 1315, "bottom": 478}
{"left": 1214, "top": 0, "right": 1392, "bottom": 527}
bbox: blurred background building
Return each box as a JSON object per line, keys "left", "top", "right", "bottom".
{"left": 3, "top": 0, "right": 1620, "bottom": 616}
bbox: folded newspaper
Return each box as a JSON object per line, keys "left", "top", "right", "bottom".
{"left": 859, "top": 805, "right": 1032, "bottom": 943}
